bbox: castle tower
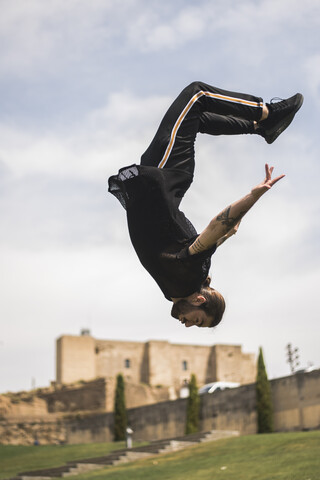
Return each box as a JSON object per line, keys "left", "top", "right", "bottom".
{"left": 56, "top": 332, "right": 95, "bottom": 384}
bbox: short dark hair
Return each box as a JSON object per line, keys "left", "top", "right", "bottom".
{"left": 198, "top": 286, "right": 226, "bottom": 328}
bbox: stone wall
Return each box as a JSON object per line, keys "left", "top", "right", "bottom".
{"left": 1, "top": 370, "right": 318, "bottom": 445}
{"left": 65, "top": 370, "right": 320, "bottom": 444}
{"left": 65, "top": 384, "right": 257, "bottom": 444}
{"left": 95, "top": 340, "right": 148, "bottom": 384}
{"left": 0, "top": 378, "right": 175, "bottom": 422}
{"left": 214, "top": 345, "right": 256, "bottom": 385}
{"left": 0, "top": 393, "right": 48, "bottom": 417}
{"left": 0, "top": 415, "right": 67, "bottom": 445}
{"left": 165, "top": 343, "right": 214, "bottom": 389}
{"left": 271, "top": 370, "right": 320, "bottom": 431}
{"left": 40, "top": 378, "right": 108, "bottom": 413}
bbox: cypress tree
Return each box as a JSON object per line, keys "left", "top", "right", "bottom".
{"left": 256, "top": 347, "right": 274, "bottom": 433}
{"left": 185, "top": 373, "right": 200, "bottom": 434}
{"left": 114, "top": 373, "right": 127, "bottom": 441}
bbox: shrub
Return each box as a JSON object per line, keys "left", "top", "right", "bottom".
{"left": 185, "top": 374, "right": 200, "bottom": 434}
{"left": 114, "top": 374, "right": 127, "bottom": 441}
{"left": 256, "top": 347, "right": 274, "bottom": 433}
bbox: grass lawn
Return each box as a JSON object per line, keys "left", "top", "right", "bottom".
{"left": 73, "top": 431, "right": 320, "bottom": 480}
{"left": 0, "top": 440, "right": 143, "bottom": 479}
{"left": 1, "top": 431, "right": 319, "bottom": 480}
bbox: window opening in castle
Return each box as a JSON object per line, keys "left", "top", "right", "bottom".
{"left": 182, "top": 360, "right": 188, "bottom": 371}
{"left": 125, "top": 358, "right": 131, "bottom": 368}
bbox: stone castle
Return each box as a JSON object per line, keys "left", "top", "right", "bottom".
{"left": 0, "top": 332, "right": 258, "bottom": 424}
{"left": 56, "top": 331, "right": 257, "bottom": 392}
{"left": 1, "top": 330, "right": 319, "bottom": 445}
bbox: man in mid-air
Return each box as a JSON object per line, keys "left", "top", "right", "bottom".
{"left": 108, "top": 81, "right": 303, "bottom": 329}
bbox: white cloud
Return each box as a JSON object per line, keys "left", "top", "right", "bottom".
{"left": 0, "top": 91, "right": 169, "bottom": 180}
{"left": 1, "top": 0, "right": 318, "bottom": 79}
{"left": 125, "top": 0, "right": 320, "bottom": 56}
{"left": 303, "top": 54, "right": 320, "bottom": 103}
{"left": 0, "top": 0, "right": 118, "bottom": 77}
{"left": 127, "top": 5, "right": 207, "bottom": 52}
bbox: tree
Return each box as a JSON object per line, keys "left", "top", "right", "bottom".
{"left": 185, "top": 373, "right": 200, "bottom": 434}
{"left": 256, "top": 347, "right": 274, "bottom": 433}
{"left": 114, "top": 373, "right": 127, "bottom": 441}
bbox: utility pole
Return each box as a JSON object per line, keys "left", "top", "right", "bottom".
{"left": 286, "top": 343, "right": 300, "bottom": 373}
{"left": 286, "top": 343, "right": 304, "bottom": 430}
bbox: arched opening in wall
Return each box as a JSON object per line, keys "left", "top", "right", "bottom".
{"left": 182, "top": 360, "right": 188, "bottom": 371}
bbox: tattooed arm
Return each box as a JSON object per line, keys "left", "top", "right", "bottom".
{"left": 189, "top": 164, "right": 285, "bottom": 255}
{"left": 215, "top": 220, "right": 241, "bottom": 248}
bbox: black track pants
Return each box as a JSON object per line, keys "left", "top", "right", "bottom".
{"left": 140, "top": 81, "right": 263, "bottom": 176}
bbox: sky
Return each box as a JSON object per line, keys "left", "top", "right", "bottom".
{"left": 1, "top": 0, "right": 319, "bottom": 393}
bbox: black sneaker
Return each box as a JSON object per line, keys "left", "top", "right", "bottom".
{"left": 258, "top": 93, "right": 304, "bottom": 144}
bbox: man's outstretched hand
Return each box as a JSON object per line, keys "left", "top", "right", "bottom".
{"left": 189, "top": 163, "right": 285, "bottom": 255}
{"left": 251, "top": 163, "right": 285, "bottom": 198}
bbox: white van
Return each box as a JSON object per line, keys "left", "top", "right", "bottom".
{"left": 198, "top": 381, "right": 240, "bottom": 395}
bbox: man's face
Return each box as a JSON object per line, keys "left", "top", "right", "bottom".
{"left": 171, "top": 299, "right": 212, "bottom": 328}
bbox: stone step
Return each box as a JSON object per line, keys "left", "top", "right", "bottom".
{"left": 17, "top": 466, "right": 71, "bottom": 477}
{"left": 18, "top": 477, "right": 52, "bottom": 480}
{"left": 162, "top": 430, "right": 213, "bottom": 443}
{"left": 111, "top": 451, "right": 153, "bottom": 465}
{"left": 64, "top": 463, "right": 105, "bottom": 474}
{"left": 202, "top": 430, "right": 240, "bottom": 442}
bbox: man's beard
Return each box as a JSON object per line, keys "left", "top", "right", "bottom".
{"left": 171, "top": 299, "right": 198, "bottom": 319}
